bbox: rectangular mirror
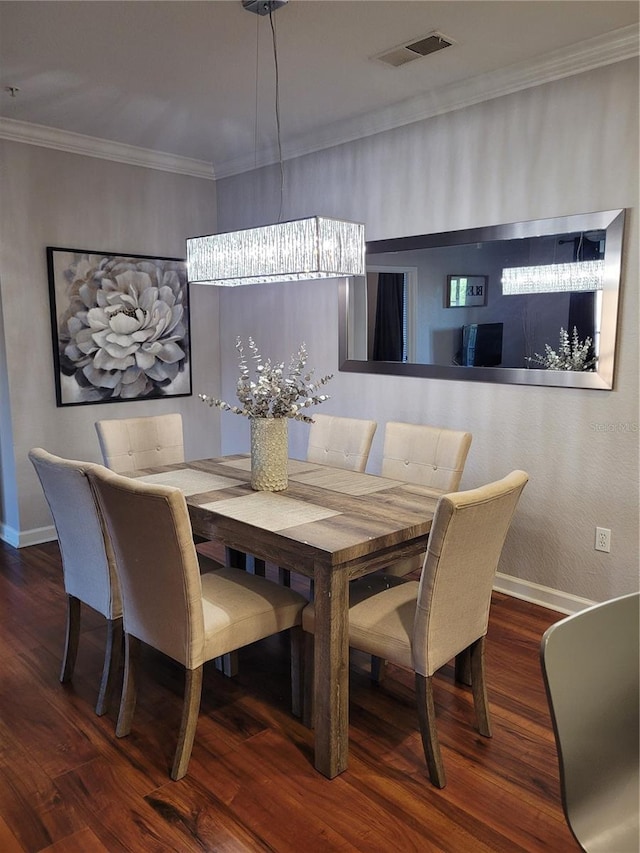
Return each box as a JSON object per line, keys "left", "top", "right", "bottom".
{"left": 339, "top": 209, "right": 625, "bottom": 389}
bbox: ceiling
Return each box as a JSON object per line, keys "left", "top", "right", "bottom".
{"left": 0, "top": 1, "right": 638, "bottom": 178}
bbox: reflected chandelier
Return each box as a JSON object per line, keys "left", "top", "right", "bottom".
{"left": 501, "top": 259, "right": 605, "bottom": 295}
{"left": 187, "top": 1, "right": 366, "bottom": 287}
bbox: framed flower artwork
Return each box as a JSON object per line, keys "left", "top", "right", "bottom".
{"left": 46, "top": 247, "right": 192, "bottom": 406}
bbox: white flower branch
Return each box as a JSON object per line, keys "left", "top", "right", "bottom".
{"left": 200, "top": 337, "right": 333, "bottom": 422}
{"left": 528, "top": 326, "right": 596, "bottom": 371}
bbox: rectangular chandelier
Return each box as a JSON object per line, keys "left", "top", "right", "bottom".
{"left": 501, "top": 260, "right": 605, "bottom": 295}
{"left": 187, "top": 216, "right": 366, "bottom": 287}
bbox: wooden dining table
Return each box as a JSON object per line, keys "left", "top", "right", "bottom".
{"left": 130, "top": 454, "right": 438, "bottom": 779}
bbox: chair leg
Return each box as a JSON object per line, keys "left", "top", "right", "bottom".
{"left": 455, "top": 647, "right": 472, "bottom": 686}
{"left": 225, "top": 547, "right": 247, "bottom": 569}
{"left": 215, "top": 652, "right": 238, "bottom": 677}
{"left": 251, "top": 557, "right": 266, "bottom": 577}
{"left": 302, "top": 633, "right": 315, "bottom": 729}
{"left": 116, "top": 633, "right": 140, "bottom": 737}
{"left": 415, "top": 673, "right": 446, "bottom": 788}
{"left": 371, "top": 655, "right": 389, "bottom": 683}
{"left": 290, "top": 626, "right": 303, "bottom": 718}
{"left": 279, "top": 567, "right": 291, "bottom": 587}
{"left": 171, "top": 665, "right": 203, "bottom": 781}
{"left": 95, "top": 616, "right": 123, "bottom": 716}
{"left": 60, "top": 594, "right": 81, "bottom": 683}
{"left": 469, "top": 636, "right": 492, "bottom": 737}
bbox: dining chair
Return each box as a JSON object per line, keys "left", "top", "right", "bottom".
{"left": 306, "top": 413, "right": 377, "bottom": 473}
{"left": 263, "top": 413, "right": 379, "bottom": 589}
{"left": 540, "top": 592, "right": 639, "bottom": 853}
{"left": 95, "top": 411, "right": 224, "bottom": 563}
{"left": 378, "top": 421, "right": 472, "bottom": 578}
{"left": 86, "top": 464, "right": 307, "bottom": 781}
{"left": 28, "top": 447, "right": 123, "bottom": 716}
{"left": 301, "top": 469, "right": 529, "bottom": 788}
{"left": 95, "top": 413, "right": 184, "bottom": 474}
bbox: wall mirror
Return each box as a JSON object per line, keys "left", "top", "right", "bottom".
{"left": 339, "top": 209, "right": 625, "bottom": 389}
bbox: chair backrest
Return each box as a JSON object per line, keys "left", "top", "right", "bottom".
{"left": 306, "top": 414, "right": 377, "bottom": 473}
{"left": 86, "top": 465, "right": 205, "bottom": 670}
{"left": 382, "top": 422, "right": 472, "bottom": 492}
{"left": 28, "top": 448, "right": 121, "bottom": 619}
{"left": 540, "top": 593, "right": 640, "bottom": 853}
{"left": 413, "top": 470, "right": 529, "bottom": 676}
{"left": 95, "top": 413, "right": 184, "bottom": 474}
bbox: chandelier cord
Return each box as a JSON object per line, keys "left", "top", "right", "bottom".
{"left": 253, "top": 12, "right": 259, "bottom": 172}
{"left": 268, "top": 6, "right": 285, "bottom": 223}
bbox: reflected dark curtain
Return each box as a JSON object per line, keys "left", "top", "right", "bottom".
{"left": 568, "top": 236, "right": 600, "bottom": 364}
{"left": 372, "top": 273, "right": 404, "bottom": 361}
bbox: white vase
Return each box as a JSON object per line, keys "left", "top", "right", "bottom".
{"left": 250, "top": 417, "right": 288, "bottom": 491}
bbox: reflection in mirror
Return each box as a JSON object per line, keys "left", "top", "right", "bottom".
{"left": 339, "top": 209, "right": 625, "bottom": 389}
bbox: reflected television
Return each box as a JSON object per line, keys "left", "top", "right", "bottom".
{"left": 461, "top": 323, "right": 503, "bottom": 367}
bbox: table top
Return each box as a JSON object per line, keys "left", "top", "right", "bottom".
{"left": 132, "top": 455, "right": 439, "bottom": 579}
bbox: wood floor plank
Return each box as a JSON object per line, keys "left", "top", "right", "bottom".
{"left": 40, "top": 826, "right": 112, "bottom": 852}
{"left": 0, "top": 814, "right": 27, "bottom": 853}
{"left": 0, "top": 539, "right": 578, "bottom": 852}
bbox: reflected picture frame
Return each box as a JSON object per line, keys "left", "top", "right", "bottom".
{"left": 47, "top": 246, "right": 192, "bottom": 407}
{"left": 446, "top": 274, "right": 488, "bottom": 307}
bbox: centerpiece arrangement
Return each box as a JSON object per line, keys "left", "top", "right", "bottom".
{"left": 200, "top": 337, "right": 332, "bottom": 491}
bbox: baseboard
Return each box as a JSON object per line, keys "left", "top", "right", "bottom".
{"left": 494, "top": 572, "right": 595, "bottom": 615}
{"left": 0, "top": 523, "right": 57, "bottom": 548}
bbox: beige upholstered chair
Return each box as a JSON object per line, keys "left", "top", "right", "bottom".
{"left": 379, "top": 422, "right": 472, "bottom": 578}
{"left": 86, "top": 465, "right": 307, "bottom": 781}
{"left": 28, "top": 448, "right": 122, "bottom": 716}
{"left": 95, "top": 413, "right": 184, "bottom": 474}
{"left": 306, "top": 414, "right": 377, "bottom": 473}
{"left": 268, "top": 413, "right": 379, "bottom": 588}
{"left": 302, "top": 470, "right": 529, "bottom": 788}
{"left": 540, "top": 592, "right": 639, "bottom": 853}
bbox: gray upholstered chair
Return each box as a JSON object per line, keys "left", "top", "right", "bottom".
{"left": 95, "top": 413, "right": 184, "bottom": 474}
{"left": 306, "top": 414, "right": 377, "bottom": 473}
{"left": 302, "top": 470, "right": 529, "bottom": 787}
{"left": 378, "top": 421, "right": 472, "bottom": 577}
{"left": 28, "top": 447, "right": 123, "bottom": 716}
{"left": 86, "top": 464, "right": 307, "bottom": 781}
{"left": 540, "top": 592, "right": 640, "bottom": 853}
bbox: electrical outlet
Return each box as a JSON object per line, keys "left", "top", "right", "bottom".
{"left": 595, "top": 527, "right": 611, "bottom": 553}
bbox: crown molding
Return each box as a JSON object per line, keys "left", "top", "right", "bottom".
{"left": 0, "top": 117, "right": 215, "bottom": 180}
{"left": 0, "top": 24, "right": 636, "bottom": 181}
{"left": 216, "top": 23, "right": 639, "bottom": 179}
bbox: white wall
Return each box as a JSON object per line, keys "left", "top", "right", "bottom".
{"left": 215, "top": 59, "right": 639, "bottom": 605}
{"left": 0, "top": 141, "right": 221, "bottom": 545}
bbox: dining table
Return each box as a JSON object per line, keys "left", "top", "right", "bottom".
{"left": 130, "top": 454, "right": 438, "bottom": 779}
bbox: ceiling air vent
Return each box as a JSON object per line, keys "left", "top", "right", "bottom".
{"left": 373, "top": 31, "right": 455, "bottom": 68}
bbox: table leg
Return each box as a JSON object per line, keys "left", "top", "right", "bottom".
{"left": 312, "top": 563, "right": 349, "bottom": 778}
{"left": 225, "top": 547, "right": 246, "bottom": 569}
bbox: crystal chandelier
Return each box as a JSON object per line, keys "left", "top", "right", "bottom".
{"left": 187, "top": 217, "right": 365, "bottom": 286}
{"left": 501, "top": 259, "right": 605, "bottom": 295}
{"left": 187, "top": 1, "right": 366, "bottom": 287}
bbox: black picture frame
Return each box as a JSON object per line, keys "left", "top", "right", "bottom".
{"left": 446, "top": 274, "right": 488, "bottom": 308}
{"left": 47, "top": 247, "right": 192, "bottom": 407}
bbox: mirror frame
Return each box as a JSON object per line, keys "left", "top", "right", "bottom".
{"left": 339, "top": 209, "right": 625, "bottom": 390}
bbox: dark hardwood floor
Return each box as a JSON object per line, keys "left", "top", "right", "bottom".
{"left": 0, "top": 538, "right": 578, "bottom": 852}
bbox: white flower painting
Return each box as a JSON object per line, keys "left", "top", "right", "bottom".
{"left": 47, "top": 248, "right": 192, "bottom": 406}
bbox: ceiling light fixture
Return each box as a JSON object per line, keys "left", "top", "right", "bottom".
{"left": 187, "top": 0, "right": 365, "bottom": 287}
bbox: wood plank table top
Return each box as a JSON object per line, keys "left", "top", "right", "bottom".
{"left": 131, "top": 455, "right": 438, "bottom": 778}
